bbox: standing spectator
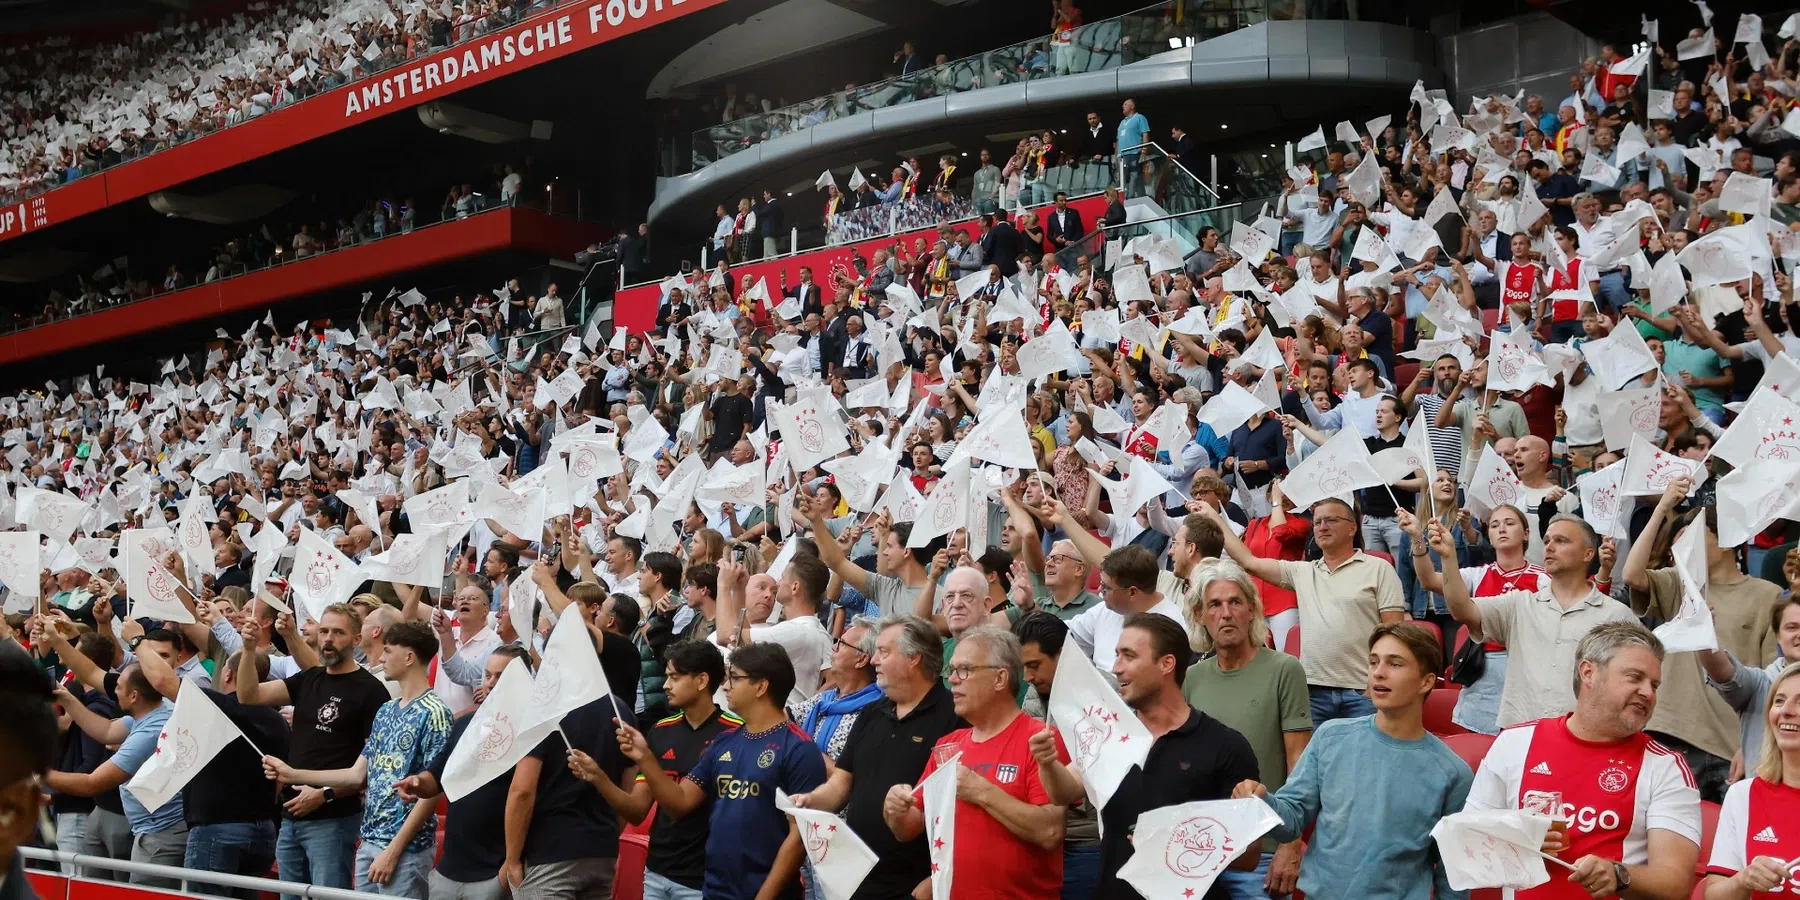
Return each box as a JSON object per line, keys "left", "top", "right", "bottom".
{"left": 427, "top": 585, "right": 501, "bottom": 714}
{"left": 1464, "top": 623, "right": 1702, "bottom": 900}
{"left": 756, "top": 190, "right": 784, "bottom": 260}
{"left": 710, "top": 205, "right": 733, "bottom": 265}
{"left": 533, "top": 284, "right": 566, "bottom": 331}
{"left": 260, "top": 622, "right": 453, "bottom": 898}
{"left": 1012, "top": 613, "right": 1104, "bottom": 899}
{"left": 619, "top": 224, "right": 651, "bottom": 284}
{"left": 1235, "top": 624, "right": 1471, "bottom": 900}
{"left": 1075, "top": 111, "right": 1111, "bottom": 192}
{"left": 972, "top": 149, "right": 1002, "bottom": 215}
{"left": 1182, "top": 562, "right": 1313, "bottom": 900}
{"left": 1114, "top": 99, "right": 1150, "bottom": 191}
{"left": 884, "top": 627, "right": 1070, "bottom": 898}
{"left": 393, "top": 645, "right": 530, "bottom": 900}
{"left": 1045, "top": 192, "right": 1084, "bottom": 251}
{"left": 621, "top": 642, "right": 828, "bottom": 900}
{"left": 500, "top": 165, "right": 522, "bottom": 205}
{"left": 237, "top": 604, "right": 393, "bottom": 895}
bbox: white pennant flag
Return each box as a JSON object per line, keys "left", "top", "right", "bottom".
{"left": 476, "top": 481, "right": 539, "bottom": 540}
{"left": 16, "top": 486, "right": 89, "bottom": 545}
{"left": 1714, "top": 455, "right": 1800, "bottom": 546}
{"left": 131, "top": 558, "right": 197, "bottom": 624}
{"left": 360, "top": 530, "right": 449, "bottom": 589}
{"left": 566, "top": 439, "right": 624, "bottom": 483}
{"left": 770, "top": 388, "right": 851, "bottom": 472}
{"left": 955, "top": 406, "right": 1039, "bottom": 470}
{"left": 1046, "top": 638, "right": 1151, "bottom": 811}
{"left": 1279, "top": 427, "right": 1385, "bottom": 511}
{"left": 1431, "top": 809, "right": 1555, "bottom": 891}
{"left": 1711, "top": 385, "right": 1800, "bottom": 468}
{"left": 921, "top": 753, "right": 959, "bottom": 900}
{"left": 405, "top": 481, "right": 477, "bottom": 545}
{"left": 1578, "top": 460, "right": 1630, "bottom": 541}
{"left": 1485, "top": 326, "right": 1547, "bottom": 392}
{"left": 1465, "top": 443, "right": 1527, "bottom": 519}
{"left": 1295, "top": 126, "right": 1327, "bottom": 153}
{"left": 1599, "top": 385, "right": 1662, "bottom": 453}
{"left": 821, "top": 451, "right": 897, "bottom": 512}
{"left": 441, "top": 657, "right": 560, "bottom": 800}
{"left": 1196, "top": 381, "right": 1271, "bottom": 437}
{"left": 1654, "top": 517, "right": 1718, "bottom": 652}
{"left": 776, "top": 790, "right": 879, "bottom": 900}
{"left": 1618, "top": 433, "right": 1703, "bottom": 497}
{"left": 0, "top": 532, "right": 40, "bottom": 598}
{"left": 1579, "top": 322, "right": 1658, "bottom": 391}
{"left": 1118, "top": 799, "right": 1283, "bottom": 900}
{"left": 126, "top": 687, "right": 252, "bottom": 813}
{"left": 289, "top": 529, "right": 358, "bottom": 622}
{"left": 1016, "top": 319, "right": 1082, "bottom": 382}
{"left": 1097, "top": 455, "right": 1182, "bottom": 519}
{"left": 909, "top": 459, "right": 970, "bottom": 547}
{"left": 523, "top": 603, "right": 614, "bottom": 734}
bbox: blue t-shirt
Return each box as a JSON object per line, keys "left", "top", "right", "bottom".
{"left": 114, "top": 703, "right": 186, "bottom": 835}
{"left": 360, "top": 691, "right": 453, "bottom": 850}
{"left": 1116, "top": 113, "right": 1150, "bottom": 158}
{"left": 686, "top": 721, "right": 828, "bottom": 900}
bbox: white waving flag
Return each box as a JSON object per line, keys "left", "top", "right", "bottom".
{"left": 821, "top": 449, "right": 898, "bottom": 513}
{"left": 1097, "top": 455, "right": 1181, "bottom": 520}
{"left": 1715, "top": 456, "right": 1800, "bottom": 547}
{"left": 127, "top": 687, "right": 252, "bottom": 814}
{"left": 1599, "top": 386, "right": 1661, "bottom": 452}
{"left": 359, "top": 530, "right": 449, "bottom": 589}
{"left": 1430, "top": 809, "right": 1554, "bottom": 891}
{"left": 1196, "top": 381, "right": 1270, "bottom": 437}
{"left": 336, "top": 488, "right": 385, "bottom": 546}
{"left": 290, "top": 528, "right": 359, "bottom": 622}
{"left": 1761, "top": 351, "right": 1800, "bottom": 402}
{"left": 1117, "top": 799, "right": 1283, "bottom": 900}
{"left": 441, "top": 657, "right": 560, "bottom": 800}
{"left": 1618, "top": 433, "right": 1702, "bottom": 497}
{"left": 0, "top": 532, "right": 40, "bottom": 598}
{"left": 1016, "top": 319, "right": 1082, "bottom": 382}
{"left": 1711, "top": 385, "right": 1800, "bottom": 468}
{"left": 1485, "top": 326, "right": 1547, "bottom": 392}
{"left": 922, "top": 753, "right": 959, "bottom": 900}
{"left": 1465, "top": 443, "right": 1527, "bottom": 519}
{"left": 16, "top": 486, "right": 89, "bottom": 545}
{"left": 1579, "top": 322, "right": 1658, "bottom": 391}
{"left": 476, "top": 481, "right": 538, "bottom": 541}
{"left": 1047, "top": 638, "right": 1151, "bottom": 811}
{"left": 523, "top": 603, "right": 613, "bottom": 734}
{"left": 776, "top": 790, "right": 878, "bottom": 900}
{"left": 909, "top": 459, "right": 971, "bottom": 548}
{"left": 405, "top": 480, "right": 476, "bottom": 544}
{"left": 1578, "top": 460, "right": 1629, "bottom": 541}
{"left": 955, "top": 406, "right": 1039, "bottom": 471}
{"left": 1280, "top": 427, "right": 1384, "bottom": 511}
{"left": 1655, "top": 516, "right": 1718, "bottom": 652}
{"left": 770, "top": 388, "right": 851, "bottom": 472}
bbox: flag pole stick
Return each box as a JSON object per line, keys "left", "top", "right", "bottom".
{"left": 1535, "top": 850, "right": 1578, "bottom": 872}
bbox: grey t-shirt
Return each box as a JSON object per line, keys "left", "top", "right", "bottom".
{"left": 863, "top": 572, "right": 926, "bottom": 617}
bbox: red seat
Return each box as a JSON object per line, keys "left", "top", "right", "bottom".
{"left": 1443, "top": 732, "right": 1496, "bottom": 771}
{"left": 1696, "top": 800, "right": 1720, "bottom": 875}
{"left": 1424, "top": 683, "right": 1468, "bottom": 736}
{"left": 1454, "top": 625, "right": 1472, "bottom": 659}
{"left": 615, "top": 833, "right": 650, "bottom": 900}
{"left": 1282, "top": 627, "right": 1300, "bottom": 657}
{"left": 1410, "top": 619, "right": 1442, "bottom": 649}
{"left": 1366, "top": 550, "right": 1395, "bottom": 568}
{"left": 1085, "top": 534, "right": 1112, "bottom": 593}
{"left": 1393, "top": 361, "right": 1419, "bottom": 388}
{"left": 1480, "top": 307, "right": 1500, "bottom": 333}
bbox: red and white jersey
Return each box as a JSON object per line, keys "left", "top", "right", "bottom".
{"left": 1498, "top": 260, "right": 1542, "bottom": 307}
{"left": 1465, "top": 715, "right": 1701, "bottom": 900}
{"left": 1460, "top": 562, "right": 1548, "bottom": 651}
{"left": 1707, "top": 777, "right": 1800, "bottom": 898}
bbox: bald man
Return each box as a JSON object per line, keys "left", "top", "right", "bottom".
{"left": 1507, "top": 435, "right": 1580, "bottom": 566}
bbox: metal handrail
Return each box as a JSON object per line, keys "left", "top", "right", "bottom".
{"left": 19, "top": 846, "right": 387, "bottom": 900}
{"left": 1117, "top": 140, "right": 1220, "bottom": 205}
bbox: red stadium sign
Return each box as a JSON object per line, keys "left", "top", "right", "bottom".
{"left": 0, "top": 0, "right": 726, "bottom": 244}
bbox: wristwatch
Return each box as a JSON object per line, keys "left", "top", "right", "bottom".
{"left": 1612, "top": 862, "right": 1632, "bottom": 893}
{"left": 126, "top": 636, "right": 144, "bottom": 652}
{"left": 322, "top": 788, "right": 338, "bottom": 803}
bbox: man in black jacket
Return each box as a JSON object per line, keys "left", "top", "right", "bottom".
{"left": 1076, "top": 111, "right": 1112, "bottom": 192}
{"left": 755, "top": 191, "right": 784, "bottom": 260}
{"left": 1045, "top": 192, "right": 1084, "bottom": 250}
{"left": 981, "top": 213, "right": 1023, "bottom": 278}
{"left": 617, "top": 224, "right": 650, "bottom": 283}
{"left": 1171, "top": 125, "right": 1200, "bottom": 174}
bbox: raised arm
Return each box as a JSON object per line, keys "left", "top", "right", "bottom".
{"left": 235, "top": 619, "right": 291, "bottom": 707}
{"left": 1425, "top": 516, "right": 1486, "bottom": 638}
{"left": 807, "top": 497, "right": 873, "bottom": 595}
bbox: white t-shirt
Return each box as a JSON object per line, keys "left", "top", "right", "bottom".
{"left": 435, "top": 624, "right": 501, "bottom": 712}
{"left": 750, "top": 613, "right": 831, "bottom": 709}
{"left": 1465, "top": 718, "right": 1701, "bottom": 900}
{"left": 501, "top": 172, "right": 522, "bottom": 200}
{"left": 1067, "top": 595, "right": 1185, "bottom": 671}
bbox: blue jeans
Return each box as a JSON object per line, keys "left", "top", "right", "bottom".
{"left": 1062, "top": 842, "right": 1102, "bottom": 900}
{"left": 644, "top": 870, "right": 704, "bottom": 900}
{"left": 276, "top": 816, "right": 360, "bottom": 900}
{"left": 1550, "top": 318, "right": 1585, "bottom": 344}
{"left": 187, "top": 820, "right": 277, "bottom": 896}
{"left": 1595, "top": 271, "right": 1629, "bottom": 314}
{"left": 1218, "top": 851, "right": 1284, "bottom": 900}
{"left": 354, "top": 840, "right": 435, "bottom": 898}
{"left": 1308, "top": 685, "right": 1374, "bottom": 724}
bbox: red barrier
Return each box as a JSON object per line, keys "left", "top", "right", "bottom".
{"left": 0, "top": 0, "right": 727, "bottom": 244}
{"left": 0, "top": 206, "right": 606, "bottom": 364}
{"left": 612, "top": 195, "right": 1113, "bottom": 334}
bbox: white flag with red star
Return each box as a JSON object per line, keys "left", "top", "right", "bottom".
{"left": 290, "top": 528, "right": 359, "bottom": 621}
{"left": 1117, "top": 799, "right": 1283, "bottom": 899}
{"left": 441, "top": 657, "right": 558, "bottom": 800}
{"left": 776, "top": 790, "right": 878, "bottom": 900}
{"left": 1465, "top": 443, "right": 1527, "bottom": 519}
{"left": 921, "top": 752, "right": 959, "bottom": 900}
{"left": 1047, "top": 634, "right": 1151, "bottom": 812}
{"left": 1618, "top": 433, "right": 1703, "bottom": 497}
{"left": 1431, "top": 809, "right": 1554, "bottom": 890}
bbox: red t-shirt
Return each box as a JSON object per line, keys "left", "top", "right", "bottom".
{"left": 917, "top": 712, "right": 1069, "bottom": 900}
{"left": 1243, "top": 515, "right": 1310, "bottom": 617}
{"left": 1549, "top": 257, "right": 1586, "bottom": 323}
{"left": 1707, "top": 777, "right": 1800, "bottom": 899}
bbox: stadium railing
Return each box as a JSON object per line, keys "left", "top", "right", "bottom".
{"left": 19, "top": 847, "right": 384, "bottom": 900}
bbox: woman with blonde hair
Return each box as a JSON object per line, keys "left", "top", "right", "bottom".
{"left": 1703, "top": 661, "right": 1800, "bottom": 899}
{"left": 687, "top": 528, "right": 726, "bottom": 566}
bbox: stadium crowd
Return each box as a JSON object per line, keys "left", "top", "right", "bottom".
{"left": 6, "top": 16, "right": 1800, "bottom": 900}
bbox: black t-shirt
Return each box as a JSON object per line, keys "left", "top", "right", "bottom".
{"left": 1096, "top": 708, "right": 1260, "bottom": 900}
{"left": 600, "top": 633, "right": 641, "bottom": 711}
{"left": 835, "top": 684, "right": 966, "bottom": 900}
{"left": 707, "top": 393, "right": 753, "bottom": 453}
{"left": 645, "top": 707, "right": 741, "bottom": 889}
{"left": 184, "top": 688, "right": 291, "bottom": 827}
{"left": 520, "top": 694, "right": 638, "bottom": 865}
{"left": 52, "top": 689, "right": 118, "bottom": 816}
{"left": 426, "top": 715, "right": 510, "bottom": 883}
{"left": 1360, "top": 432, "right": 1413, "bottom": 519}
{"left": 281, "top": 666, "right": 392, "bottom": 820}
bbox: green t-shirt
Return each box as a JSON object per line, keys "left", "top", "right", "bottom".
{"left": 1003, "top": 571, "right": 1102, "bottom": 625}
{"left": 1183, "top": 648, "right": 1314, "bottom": 850}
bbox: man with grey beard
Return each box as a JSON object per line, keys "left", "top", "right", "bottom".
{"left": 239, "top": 603, "right": 394, "bottom": 897}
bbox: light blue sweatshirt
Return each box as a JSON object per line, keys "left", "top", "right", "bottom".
{"left": 1264, "top": 715, "right": 1471, "bottom": 900}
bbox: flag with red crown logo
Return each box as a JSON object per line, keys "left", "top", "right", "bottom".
{"left": 1118, "top": 799, "right": 1283, "bottom": 900}
{"left": 127, "top": 687, "right": 249, "bottom": 813}
{"left": 776, "top": 789, "right": 878, "bottom": 900}
{"left": 1047, "top": 636, "right": 1151, "bottom": 812}
{"left": 290, "top": 528, "right": 359, "bottom": 621}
